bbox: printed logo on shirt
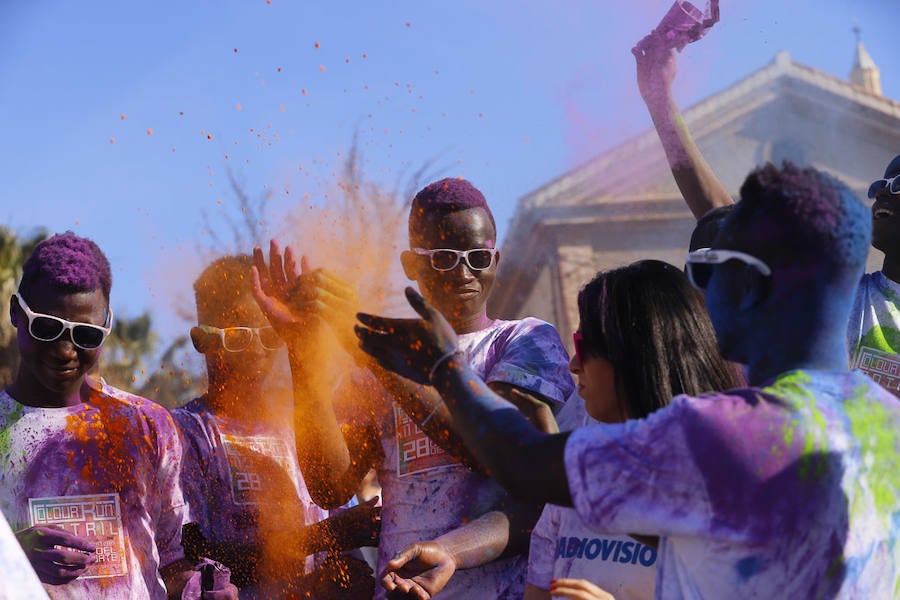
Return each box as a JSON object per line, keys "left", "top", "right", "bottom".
{"left": 395, "top": 405, "right": 460, "bottom": 477}
{"left": 555, "top": 536, "right": 657, "bottom": 568}
{"left": 220, "top": 434, "right": 298, "bottom": 505}
{"left": 29, "top": 493, "right": 127, "bottom": 578}
{"left": 854, "top": 346, "right": 900, "bottom": 396}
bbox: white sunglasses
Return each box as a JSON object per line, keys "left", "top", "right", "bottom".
{"left": 13, "top": 293, "right": 112, "bottom": 350}
{"left": 197, "top": 324, "right": 284, "bottom": 352}
{"left": 868, "top": 173, "right": 900, "bottom": 199}
{"left": 411, "top": 247, "right": 498, "bottom": 272}
{"left": 684, "top": 248, "right": 772, "bottom": 291}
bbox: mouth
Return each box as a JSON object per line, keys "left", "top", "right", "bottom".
{"left": 873, "top": 200, "right": 896, "bottom": 220}
{"left": 46, "top": 364, "right": 79, "bottom": 378}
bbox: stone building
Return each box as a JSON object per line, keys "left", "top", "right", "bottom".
{"left": 489, "top": 43, "right": 900, "bottom": 346}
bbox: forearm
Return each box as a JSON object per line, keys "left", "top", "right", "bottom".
{"left": 430, "top": 360, "right": 572, "bottom": 505}
{"left": 161, "top": 559, "right": 196, "bottom": 599}
{"left": 645, "top": 91, "right": 732, "bottom": 218}
{"left": 287, "top": 342, "right": 358, "bottom": 507}
{"left": 433, "top": 511, "right": 510, "bottom": 570}
{"left": 376, "top": 367, "right": 485, "bottom": 471}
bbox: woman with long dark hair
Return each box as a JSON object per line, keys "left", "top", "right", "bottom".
{"left": 525, "top": 260, "right": 743, "bottom": 600}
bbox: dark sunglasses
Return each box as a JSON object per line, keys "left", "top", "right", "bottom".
{"left": 13, "top": 293, "right": 112, "bottom": 350}
{"left": 868, "top": 174, "right": 900, "bottom": 199}
{"left": 411, "top": 248, "right": 498, "bottom": 272}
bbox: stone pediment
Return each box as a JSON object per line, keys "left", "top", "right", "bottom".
{"left": 492, "top": 51, "right": 900, "bottom": 328}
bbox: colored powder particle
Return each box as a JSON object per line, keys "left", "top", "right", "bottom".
{"left": 362, "top": 52, "right": 367, "bottom": 59}
{"left": 405, "top": 21, "right": 411, "bottom": 27}
{"left": 146, "top": 128, "right": 153, "bottom": 135}
{"left": 233, "top": 48, "right": 238, "bottom": 53}
{"left": 345, "top": 57, "right": 350, "bottom": 63}
{"left": 179, "top": 111, "right": 184, "bottom": 116}
{"left": 319, "top": 65, "right": 326, "bottom": 72}
{"left": 109, "top": 137, "right": 115, "bottom": 144}
{"left": 279, "top": 105, "right": 285, "bottom": 112}
{"left": 207, "top": 134, "right": 213, "bottom": 140}
{"left": 120, "top": 114, "right": 126, "bottom": 120}
{"left": 314, "top": 41, "right": 320, "bottom": 49}
{"left": 301, "top": 89, "right": 307, "bottom": 96}
{"left": 236, "top": 103, "right": 243, "bottom": 111}
{"left": 277, "top": 66, "right": 282, "bottom": 72}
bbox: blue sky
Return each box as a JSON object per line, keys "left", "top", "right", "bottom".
{"left": 1, "top": 0, "right": 897, "bottom": 349}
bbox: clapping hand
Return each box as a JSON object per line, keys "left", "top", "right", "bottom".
{"left": 355, "top": 287, "right": 459, "bottom": 385}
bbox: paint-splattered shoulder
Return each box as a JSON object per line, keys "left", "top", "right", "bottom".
{"left": 88, "top": 378, "right": 177, "bottom": 426}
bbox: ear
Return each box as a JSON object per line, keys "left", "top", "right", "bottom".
{"left": 738, "top": 266, "right": 768, "bottom": 311}
{"left": 493, "top": 248, "right": 501, "bottom": 269}
{"left": 190, "top": 327, "right": 210, "bottom": 354}
{"left": 400, "top": 250, "right": 419, "bottom": 281}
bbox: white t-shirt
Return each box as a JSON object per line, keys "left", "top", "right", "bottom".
{"left": 528, "top": 393, "right": 657, "bottom": 599}
{"left": 0, "top": 381, "right": 185, "bottom": 600}
{"left": 564, "top": 370, "right": 900, "bottom": 599}
{"left": 350, "top": 317, "right": 574, "bottom": 600}
{"left": 847, "top": 271, "right": 900, "bottom": 396}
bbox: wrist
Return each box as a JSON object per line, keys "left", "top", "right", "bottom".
{"left": 428, "top": 349, "right": 463, "bottom": 384}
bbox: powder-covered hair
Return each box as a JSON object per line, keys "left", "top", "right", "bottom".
{"left": 690, "top": 204, "right": 735, "bottom": 251}
{"left": 577, "top": 260, "right": 742, "bottom": 419}
{"left": 728, "top": 162, "right": 870, "bottom": 275}
{"left": 19, "top": 232, "right": 112, "bottom": 301}
{"left": 408, "top": 177, "right": 496, "bottom": 246}
{"left": 193, "top": 255, "right": 255, "bottom": 322}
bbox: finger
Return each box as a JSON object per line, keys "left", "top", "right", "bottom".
{"left": 300, "top": 254, "right": 313, "bottom": 275}
{"left": 404, "top": 287, "right": 434, "bottom": 321}
{"left": 284, "top": 245, "right": 301, "bottom": 280}
{"left": 268, "top": 239, "right": 287, "bottom": 291}
{"left": 37, "top": 529, "right": 97, "bottom": 553}
{"left": 252, "top": 246, "right": 274, "bottom": 295}
{"left": 39, "top": 546, "right": 95, "bottom": 567}
{"left": 35, "top": 563, "right": 87, "bottom": 585}
{"left": 250, "top": 266, "right": 274, "bottom": 311}
{"left": 385, "top": 545, "right": 419, "bottom": 570}
{"left": 313, "top": 269, "right": 358, "bottom": 299}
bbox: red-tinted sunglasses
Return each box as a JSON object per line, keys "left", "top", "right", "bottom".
{"left": 573, "top": 331, "right": 586, "bottom": 364}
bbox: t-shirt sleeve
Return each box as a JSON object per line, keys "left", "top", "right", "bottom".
{"left": 526, "top": 503, "right": 563, "bottom": 589}
{"left": 171, "top": 410, "right": 210, "bottom": 531}
{"left": 151, "top": 407, "right": 188, "bottom": 568}
{"left": 564, "top": 397, "right": 712, "bottom": 538}
{"left": 484, "top": 319, "right": 575, "bottom": 413}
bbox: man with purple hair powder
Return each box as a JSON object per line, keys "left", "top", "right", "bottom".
{"left": 0, "top": 232, "right": 233, "bottom": 599}
{"left": 252, "top": 177, "right": 574, "bottom": 598}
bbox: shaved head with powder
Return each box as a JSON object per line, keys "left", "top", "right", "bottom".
{"left": 18, "top": 232, "right": 112, "bottom": 302}
{"left": 408, "top": 177, "right": 496, "bottom": 247}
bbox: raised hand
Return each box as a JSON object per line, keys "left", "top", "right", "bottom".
{"left": 632, "top": 32, "right": 677, "bottom": 109}
{"left": 550, "top": 578, "right": 617, "bottom": 600}
{"left": 251, "top": 240, "right": 316, "bottom": 336}
{"left": 16, "top": 525, "right": 97, "bottom": 585}
{"left": 355, "top": 287, "right": 459, "bottom": 385}
{"left": 381, "top": 541, "right": 457, "bottom": 600}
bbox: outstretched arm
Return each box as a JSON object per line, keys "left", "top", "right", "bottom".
{"left": 356, "top": 288, "right": 573, "bottom": 506}
{"left": 633, "top": 33, "right": 733, "bottom": 219}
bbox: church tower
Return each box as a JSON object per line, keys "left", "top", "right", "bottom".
{"left": 850, "top": 26, "right": 882, "bottom": 96}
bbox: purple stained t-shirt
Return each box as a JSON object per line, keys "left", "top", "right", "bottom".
{"left": 172, "top": 399, "right": 330, "bottom": 565}
{"left": 0, "top": 380, "right": 185, "bottom": 600}
{"left": 352, "top": 317, "right": 574, "bottom": 600}
{"left": 564, "top": 369, "right": 900, "bottom": 599}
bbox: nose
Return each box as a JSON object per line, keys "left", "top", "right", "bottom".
{"left": 569, "top": 353, "right": 581, "bottom": 374}
{"left": 48, "top": 334, "right": 79, "bottom": 359}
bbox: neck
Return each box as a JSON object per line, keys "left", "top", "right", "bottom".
{"left": 882, "top": 253, "right": 900, "bottom": 284}
{"left": 204, "top": 374, "right": 262, "bottom": 420}
{"left": 743, "top": 328, "right": 849, "bottom": 386}
{"left": 8, "top": 373, "right": 84, "bottom": 408}
{"left": 451, "top": 311, "right": 493, "bottom": 335}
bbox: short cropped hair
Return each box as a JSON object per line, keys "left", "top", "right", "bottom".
{"left": 19, "top": 232, "right": 112, "bottom": 302}
{"left": 577, "top": 260, "right": 742, "bottom": 419}
{"left": 408, "top": 178, "right": 496, "bottom": 246}
{"left": 727, "top": 162, "right": 870, "bottom": 274}
{"left": 690, "top": 205, "right": 735, "bottom": 251}
{"left": 193, "top": 255, "right": 255, "bottom": 322}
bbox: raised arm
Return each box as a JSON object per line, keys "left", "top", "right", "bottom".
{"left": 356, "top": 287, "right": 572, "bottom": 506}
{"left": 251, "top": 240, "right": 379, "bottom": 508}
{"left": 633, "top": 33, "right": 733, "bottom": 219}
